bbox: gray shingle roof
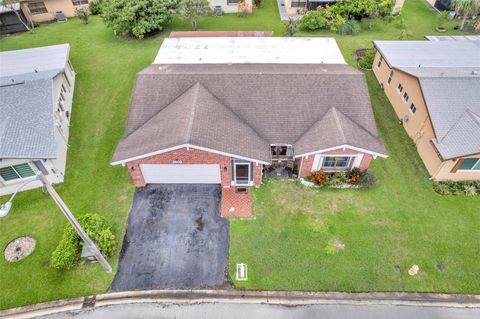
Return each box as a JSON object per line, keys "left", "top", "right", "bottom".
{"left": 0, "top": 44, "right": 70, "bottom": 159}
{"left": 420, "top": 77, "right": 480, "bottom": 159}
{"left": 374, "top": 40, "right": 480, "bottom": 159}
{"left": 0, "top": 71, "right": 59, "bottom": 159}
{"left": 373, "top": 40, "right": 480, "bottom": 68}
{"left": 112, "top": 64, "right": 386, "bottom": 164}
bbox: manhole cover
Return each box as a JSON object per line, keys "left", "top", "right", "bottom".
{"left": 4, "top": 236, "right": 36, "bottom": 262}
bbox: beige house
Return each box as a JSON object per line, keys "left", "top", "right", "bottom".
{"left": 0, "top": 44, "right": 75, "bottom": 196}
{"left": 373, "top": 37, "right": 480, "bottom": 181}
{"left": 20, "top": 0, "right": 92, "bottom": 23}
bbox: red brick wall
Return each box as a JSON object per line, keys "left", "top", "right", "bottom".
{"left": 297, "top": 148, "right": 374, "bottom": 178}
{"left": 126, "top": 147, "right": 263, "bottom": 188}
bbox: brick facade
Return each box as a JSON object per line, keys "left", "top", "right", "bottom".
{"left": 126, "top": 147, "right": 260, "bottom": 217}
{"left": 297, "top": 148, "right": 374, "bottom": 178}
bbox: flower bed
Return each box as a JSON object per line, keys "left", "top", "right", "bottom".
{"left": 433, "top": 180, "right": 480, "bottom": 196}
{"left": 302, "top": 168, "right": 376, "bottom": 189}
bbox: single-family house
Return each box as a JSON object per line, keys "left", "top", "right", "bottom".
{"left": 112, "top": 37, "right": 387, "bottom": 217}
{"left": 373, "top": 37, "right": 480, "bottom": 181}
{"left": 0, "top": 44, "right": 75, "bottom": 196}
{"left": 20, "top": 0, "right": 92, "bottom": 23}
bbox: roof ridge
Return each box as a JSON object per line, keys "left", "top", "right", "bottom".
{"left": 332, "top": 107, "right": 346, "bottom": 144}
{"left": 194, "top": 83, "right": 270, "bottom": 143}
{"left": 122, "top": 82, "right": 199, "bottom": 140}
{"left": 439, "top": 109, "right": 480, "bottom": 143}
{"left": 293, "top": 107, "right": 336, "bottom": 145}
{"left": 185, "top": 83, "right": 200, "bottom": 142}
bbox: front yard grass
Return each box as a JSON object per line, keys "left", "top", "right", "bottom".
{"left": 0, "top": 0, "right": 478, "bottom": 310}
{"left": 228, "top": 72, "right": 480, "bottom": 293}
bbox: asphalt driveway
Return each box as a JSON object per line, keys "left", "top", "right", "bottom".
{"left": 110, "top": 184, "right": 229, "bottom": 291}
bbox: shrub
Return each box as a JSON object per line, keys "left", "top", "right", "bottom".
{"left": 347, "top": 167, "right": 362, "bottom": 185}
{"left": 358, "top": 48, "right": 375, "bottom": 69}
{"left": 357, "top": 170, "right": 377, "bottom": 188}
{"left": 102, "top": 0, "right": 179, "bottom": 38}
{"left": 51, "top": 214, "right": 116, "bottom": 270}
{"left": 75, "top": 7, "right": 89, "bottom": 24}
{"left": 311, "top": 170, "right": 327, "bottom": 185}
{"left": 89, "top": 1, "right": 103, "bottom": 15}
{"left": 284, "top": 18, "right": 299, "bottom": 36}
{"left": 337, "top": 19, "right": 361, "bottom": 35}
{"left": 300, "top": 9, "right": 328, "bottom": 31}
{"left": 51, "top": 234, "right": 81, "bottom": 270}
{"left": 434, "top": 180, "right": 480, "bottom": 196}
{"left": 326, "top": 171, "right": 349, "bottom": 187}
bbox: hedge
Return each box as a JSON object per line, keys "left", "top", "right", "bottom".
{"left": 51, "top": 214, "right": 116, "bottom": 270}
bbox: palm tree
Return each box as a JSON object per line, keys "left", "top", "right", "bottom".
{"left": 451, "top": 0, "right": 480, "bottom": 31}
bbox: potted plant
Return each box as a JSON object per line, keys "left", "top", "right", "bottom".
{"left": 436, "top": 11, "right": 449, "bottom": 32}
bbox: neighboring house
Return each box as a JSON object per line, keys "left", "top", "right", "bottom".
{"left": 284, "top": 0, "right": 336, "bottom": 16}
{"left": 0, "top": 44, "right": 75, "bottom": 196}
{"left": 112, "top": 37, "right": 387, "bottom": 217}
{"left": 19, "top": 0, "right": 92, "bottom": 23}
{"left": 373, "top": 37, "right": 480, "bottom": 181}
{"left": 0, "top": 3, "right": 28, "bottom": 35}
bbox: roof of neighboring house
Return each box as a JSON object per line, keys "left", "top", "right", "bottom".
{"left": 0, "top": 3, "right": 20, "bottom": 14}
{"left": 112, "top": 63, "right": 387, "bottom": 164}
{"left": 373, "top": 40, "right": 480, "bottom": 159}
{"left": 373, "top": 40, "right": 480, "bottom": 68}
{"left": 169, "top": 31, "right": 273, "bottom": 38}
{"left": 0, "top": 44, "right": 70, "bottom": 159}
{"left": 0, "top": 44, "right": 69, "bottom": 77}
{"left": 153, "top": 37, "right": 346, "bottom": 65}
{"left": 425, "top": 35, "right": 480, "bottom": 42}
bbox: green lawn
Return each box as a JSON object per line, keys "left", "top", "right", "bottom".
{"left": 0, "top": 0, "right": 478, "bottom": 310}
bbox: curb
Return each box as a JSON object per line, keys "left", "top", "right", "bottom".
{"left": 2, "top": 290, "right": 479, "bottom": 318}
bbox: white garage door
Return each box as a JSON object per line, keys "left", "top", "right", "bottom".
{"left": 140, "top": 164, "right": 221, "bottom": 184}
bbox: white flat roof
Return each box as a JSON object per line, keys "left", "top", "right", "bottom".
{"left": 153, "top": 37, "right": 346, "bottom": 65}
{"left": 0, "top": 44, "right": 70, "bottom": 77}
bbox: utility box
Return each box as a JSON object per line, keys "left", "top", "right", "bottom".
{"left": 236, "top": 263, "right": 247, "bottom": 281}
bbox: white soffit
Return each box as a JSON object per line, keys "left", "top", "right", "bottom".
{"left": 153, "top": 37, "right": 346, "bottom": 65}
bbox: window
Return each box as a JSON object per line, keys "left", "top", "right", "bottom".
{"left": 377, "top": 56, "right": 383, "bottom": 68}
{"left": 459, "top": 158, "right": 480, "bottom": 171}
{"left": 271, "top": 145, "right": 294, "bottom": 159}
{"left": 397, "top": 83, "right": 403, "bottom": 93}
{"left": 387, "top": 70, "right": 394, "bottom": 84}
{"left": 72, "top": 0, "right": 89, "bottom": 6}
{"left": 227, "top": 0, "right": 239, "bottom": 4}
{"left": 291, "top": 1, "right": 306, "bottom": 7}
{"left": 403, "top": 92, "right": 409, "bottom": 102}
{"left": 409, "top": 103, "right": 416, "bottom": 114}
{"left": 322, "top": 156, "right": 352, "bottom": 169}
{"left": 28, "top": 2, "right": 47, "bottom": 15}
{"left": 0, "top": 163, "right": 35, "bottom": 182}
{"left": 232, "top": 160, "right": 253, "bottom": 185}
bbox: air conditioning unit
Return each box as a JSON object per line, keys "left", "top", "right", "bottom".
{"left": 55, "top": 11, "right": 66, "bottom": 23}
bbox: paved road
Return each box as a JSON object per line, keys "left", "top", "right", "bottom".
{"left": 110, "top": 184, "right": 230, "bottom": 291}
{"left": 40, "top": 302, "right": 480, "bottom": 319}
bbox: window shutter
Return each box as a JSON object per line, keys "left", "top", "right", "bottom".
{"left": 450, "top": 159, "right": 464, "bottom": 173}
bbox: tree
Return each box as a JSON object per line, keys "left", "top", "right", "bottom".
{"left": 0, "top": 0, "right": 34, "bottom": 32}
{"left": 452, "top": 0, "right": 480, "bottom": 30}
{"left": 177, "top": 0, "right": 211, "bottom": 31}
{"left": 102, "top": 0, "right": 179, "bottom": 38}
